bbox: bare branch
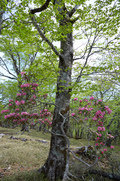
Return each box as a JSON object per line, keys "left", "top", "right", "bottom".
{"left": 0, "top": 72, "right": 16, "bottom": 80}
{"left": 31, "top": 15, "right": 62, "bottom": 58}
{"left": 75, "top": 36, "right": 97, "bottom": 83}
{"left": 0, "top": 57, "right": 17, "bottom": 78}
{"left": 30, "top": 0, "right": 51, "bottom": 14}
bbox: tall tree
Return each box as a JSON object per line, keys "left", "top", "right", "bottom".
{"left": 1, "top": 0, "right": 120, "bottom": 180}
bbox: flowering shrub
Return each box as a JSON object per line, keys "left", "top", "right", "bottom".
{"left": 1, "top": 71, "right": 53, "bottom": 129}
{"left": 70, "top": 96, "right": 114, "bottom": 160}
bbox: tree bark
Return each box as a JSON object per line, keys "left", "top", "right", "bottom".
{"left": 38, "top": 23, "right": 73, "bottom": 181}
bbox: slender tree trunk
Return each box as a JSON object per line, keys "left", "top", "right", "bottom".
{"left": 38, "top": 26, "right": 73, "bottom": 180}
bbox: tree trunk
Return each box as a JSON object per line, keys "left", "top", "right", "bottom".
{"left": 38, "top": 25, "right": 73, "bottom": 180}
{"left": 21, "top": 124, "right": 29, "bottom": 132}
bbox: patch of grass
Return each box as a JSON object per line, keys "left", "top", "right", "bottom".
{"left": 0, "top": 127, "right": 120, "bottom": 181}
{"left": 0, "top": 138, "right": 49, "bottom": 168}
{"left": 1, "top": 170, "right": 49, "bottom": 181}
{"left": 69, "top": 138, "right": 93, "bottom": 147}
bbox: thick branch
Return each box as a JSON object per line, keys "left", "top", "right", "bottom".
{"left": 9, "top": 52, "right": 20, "bottom": 75}
{"left": 30, "top": 0, "right": 51, "bottom": 14}
{"left": 0, "top": 57, "right": 17, "bottom": 78}
{"left": 68, "top": 5, "right": 80, "bottom": 17}
{"left": 31, "top": 16, "right": 61, "bottom": 58}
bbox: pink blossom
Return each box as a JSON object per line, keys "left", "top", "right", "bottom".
{"left": 96, "top": 137, "right": 100, "bottom": 140}
{"left": 21, "top": 83, "right": 31, "bottom": 88}
{"left": 15, "top": 101, "right": 20, "bottom": 106}
{"left": 32, "top": 95, "right": 36, "bottom": 99}
{"left": 15, "top": 108, "right": 20, "bottom": 112}
{"left": 84, "top": 99, "right": 88, "bottom": 102}
{"left": 110, "top": 146, "right": 114, "bottom": 149}
{"left": 99, "top": 111, "right": 105, "bottom": 119}
{"left": 97, "top": 127, "right": 102, "bottom": 131}
{"left": 45, "top": 118, "right": 48, "bottom": 121}
{"left": 78, "top": 107, "right": 85, "bottom": 111}
{"left": 92, "top": 116, "right": 97, "bottom": 121}
{"left": 1, "top": 109, "right": 10, "bottom": 114}
{"left": 79, "top": 111, "right": 82, "bottom": 114}
{"left": 100, "top": 142, "right": 103, "bottom": 145}
{"left": 88, "top": 102, "right": 91, "bottom": 105}
{"left": 4, "top": 115, "right": 8, "bottom": 119}
{"left": 98, "top": 157, "right": 100, "bottom": 159}
{"left": 20, "top": 118, "right": 28, "bottom": 122}
{"left": 20, "top": 100, "right": 25, "bottom": 104}
{"left": 71, "top": 113, "right": 75, "bottom": 116}
{"left": 13, "top": 119, "right": 17, "bottom": 122}
{"left": 105, "top": 106, "right": 112, "bottom": 114}
{"left": 107, "top": 134, "right": 114, "bottom": 138}
{"left": 85, "top": 117, "right": 88, "bottom": 120}
{"left": 20, "top": 71, "right": 26, "bottom": 75}
{"left": 32, "top": 113, "right": 39, "bottom": 117}
{"left": 17, "top": 93, "right": 22, "bottom": 96}
{"left": 79, "top": 100, "right": 82, "bottom": 103}
{"left": 21, "top": 112, "right": 29, "bottom": 115}
{"left": 32, "top": 83, "right": 39, "bottom": 87}
{"left": 101, "top": 151, "right": 104, "bottom": 154}
{"left": 102, "top": 127, "right": 105, "bottom": 131}
{"left": 44, "top": 109, "right": 48, "bottom": 112}
{"left": 90, "top": 96, "right": 94, "bottom": 100}
{"left": 98, "top": 99, "right": 102, "bottom": 102}
{"left": 32, "top": 102, "right": 36, "bottom": 104}
{"left": 74, "top": 98, "right": 78, "bottom": 101}
{"left": 47, "top": 112, "right": 51, "bottom": 115}
{"left": 95, "top": 143, "right": 98, "bottom": 146}
{"left": 9, "top": 99, "right": 13, "bottom": 102}
{"left": 22, "top": 92, "right": 26, "bottom": 96}
{"left": 9, "top": 104, "right": 12, "bottom": 106}
{"left": 96, "top": 110, "right": 102, "bottom": 116}
{"left": 88, "top": 107, "right": 93, "bottom": 111}
{"left": 97, "top": 126, "right": 105, "bottom": 131}
{"left": 4, "top": 112, "right": 17, "bottom": 119}
{"left": 103, "top": 148, "right": 107, "bottom": 152}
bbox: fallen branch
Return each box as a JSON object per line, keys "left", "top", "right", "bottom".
{"left": 8, "top": 136, "right": 48, "bottom": 143}
{"left": 89, "top": 169, "right": 120, "bottom": 180}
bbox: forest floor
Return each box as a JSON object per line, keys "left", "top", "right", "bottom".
{"left": 0, "top": 127, "right": 120, "bottom": 181}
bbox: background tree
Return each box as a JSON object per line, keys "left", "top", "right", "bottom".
{"left": 0, "top": 35, "right": 38, "bottom": 81}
